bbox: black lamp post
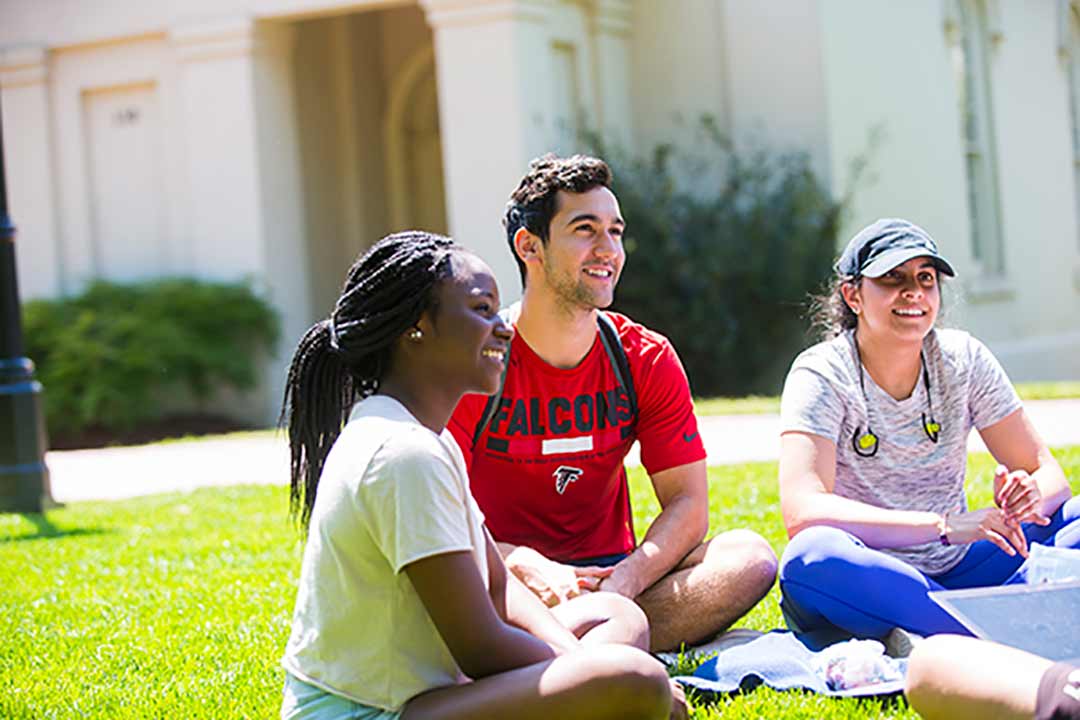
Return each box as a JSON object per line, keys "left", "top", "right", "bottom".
{"left": 0, "top": 92, "right": 52, "bottom": 513}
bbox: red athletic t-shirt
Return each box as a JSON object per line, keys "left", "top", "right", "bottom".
{"left": 448, "top": 311, "right": 706, "bottom": 562}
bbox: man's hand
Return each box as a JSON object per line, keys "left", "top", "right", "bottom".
{"left": 993, "top": 464, "right": 1051, "bottom": 527}
{"left": 504, "top": 546, "right": 613, "bottom": 607}
{"left": 597, "top": 560, "right": 643, "bottom": 599}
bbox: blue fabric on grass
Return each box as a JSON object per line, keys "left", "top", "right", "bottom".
{"left": 674, "top": 631, "right": 906, "bottom": 698}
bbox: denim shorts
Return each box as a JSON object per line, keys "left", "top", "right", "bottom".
{"left": 281, "top": 673, "right": 402, "bottom": 720}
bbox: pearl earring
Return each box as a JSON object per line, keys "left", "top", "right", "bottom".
{"left": 408, "top": 329, "right": 423, "bottom": 341}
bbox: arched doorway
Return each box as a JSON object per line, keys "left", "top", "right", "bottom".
{"left": 386, "top": 45, "right": 448, "bottom": 235}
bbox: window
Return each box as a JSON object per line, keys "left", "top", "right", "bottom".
{"left": 951, "top": 0, "right": 1006, "bottom": 275}
{"left": 551, "top": 42, "right": 583, "bottom": 153}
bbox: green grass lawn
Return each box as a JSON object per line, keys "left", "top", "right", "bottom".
{"left": 694, "top": 381, "right": 1080, "bottom": 416}
{"left": 73, "top": 382, "right": 1076, "bottom": 451}
{"left": 1013, "top": 381, "right": 1080, "bottom": 400}
{"left": 693, "top": 395, "right": 783, "bottom": 416}
{"left": 3, "top": 448, "right": 1079, "bottom": 719}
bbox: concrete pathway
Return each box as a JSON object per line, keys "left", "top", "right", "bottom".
{"left": 46, "top": 399, "right": 1080, "bottom": 503}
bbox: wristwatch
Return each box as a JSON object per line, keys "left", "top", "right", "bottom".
{"left": 937, "top": 511, "right": 951, "bottom": 546}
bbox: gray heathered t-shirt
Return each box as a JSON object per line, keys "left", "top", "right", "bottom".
{"left": 780, "top": 328, "right": 1022, "bottom": 575}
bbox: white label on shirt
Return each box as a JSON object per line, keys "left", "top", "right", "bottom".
{"left": 541, "top": 435, "right": 594, "bottom": 455}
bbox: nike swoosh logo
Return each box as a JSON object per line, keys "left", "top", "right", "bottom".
{"left": 683, "top": 431, "right": 699, "bottom": 442}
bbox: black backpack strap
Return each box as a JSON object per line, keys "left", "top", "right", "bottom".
{"left": 596, "top": 311, "right": 637, "bottom": 423}
{"left": 472, "top": 363, "right": 508, "bottom": 448}
{"left": 597, "top": 311, "right": 638, "bottom": 549}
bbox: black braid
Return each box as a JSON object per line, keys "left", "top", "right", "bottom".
{"left": 281, "top": 230, "right": 459, "bottom": 528}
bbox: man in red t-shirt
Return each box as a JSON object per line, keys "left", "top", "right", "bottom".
{"left": 448, "top": 154, "right": 777, "bottom": 652}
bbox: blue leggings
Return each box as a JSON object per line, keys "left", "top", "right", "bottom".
{"left": 779, "top": 497, "right": 1080, "bottom": 646}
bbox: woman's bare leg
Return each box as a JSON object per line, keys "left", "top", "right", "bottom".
{"left": 401, "top": 644, "right": 672, "bottom": 720}
{"left": 905, "top": 635, "right": 1053, "bottom": 720}
{"left": 550, "top": 591, "right": 651, "bottom": 650}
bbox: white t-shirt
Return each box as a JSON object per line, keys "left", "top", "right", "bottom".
{"left": 780, "top": 328, "right": 1022, "bottom": 574}
{"left": 282, "top": 395, "right": 489, "bottom": 711}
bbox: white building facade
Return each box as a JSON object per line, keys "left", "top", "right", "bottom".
{"left": 2, "top": 0, "right": 1078, "bottom": 422}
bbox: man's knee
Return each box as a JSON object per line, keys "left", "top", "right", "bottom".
{"left": 705, "top": 528, "right": 778, "bottom": 590}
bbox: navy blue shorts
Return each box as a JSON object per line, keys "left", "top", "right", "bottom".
{"left": 563, "top": 552, "right": 629, "bottom": 568}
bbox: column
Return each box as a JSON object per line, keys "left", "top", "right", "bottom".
{"left": 587, "top": 0, "right": 634, "bottom": 149}
{"left": 170, "top": 17, "right": 266, "bottom": 281}
{"left": 169, "top": 17, "right": 309, "bottom": 423}
{"left": 421, "top": 0, "right": 556, "bottom": 299}
{"left": 0, "top": 46, "right": 62, "bottom": 299}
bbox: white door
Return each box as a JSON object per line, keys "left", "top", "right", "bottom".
{"left": 83, "top": 83, "right": 167, "bottom": 282}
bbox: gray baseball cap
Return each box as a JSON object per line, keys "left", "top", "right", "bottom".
{"left": 835, "top": 218, "right": 956, "bottom": 279}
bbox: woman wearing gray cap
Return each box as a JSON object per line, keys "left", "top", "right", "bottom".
{"left": 775, "top": 218, "right": 1079, "bottom": 645}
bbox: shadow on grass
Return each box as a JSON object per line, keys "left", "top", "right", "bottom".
{"left": 684, "top": 685, "right": 911, "bottom": 718}
{"left": 0, "top": 513, "right": 112, "bottom": 544}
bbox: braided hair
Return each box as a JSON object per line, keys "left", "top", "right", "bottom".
{"left": 503, "top": 153, "right": 613, "bottom": 285}
{"left": 281, "top": 230, "right": 459, "bottom": 528}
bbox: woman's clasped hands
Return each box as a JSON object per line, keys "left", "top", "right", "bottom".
{"left": 943, "top": 464, "right": 1051, "bottom": 557}
{"left": 993, "top": 463, "right": 1051, "bottom": 528}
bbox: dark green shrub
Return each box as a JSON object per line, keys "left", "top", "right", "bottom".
{"left": 23, "top": 279, "right": 279, "bottom": 437}
{"left": 596, "top": 121, "right": 845, "bottom": 396}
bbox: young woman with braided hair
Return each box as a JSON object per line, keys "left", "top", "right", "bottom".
{"left": 279, "top": 231, "right": 683, "bottom": 720}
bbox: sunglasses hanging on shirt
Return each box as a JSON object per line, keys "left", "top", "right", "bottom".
{"left": 850, "top": 338, "right": 941, "bottom": 458}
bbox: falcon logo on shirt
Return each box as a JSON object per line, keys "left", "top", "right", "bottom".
{"left": 553, "top": 466, "right": 583, "bottom": 495}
